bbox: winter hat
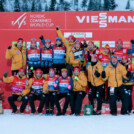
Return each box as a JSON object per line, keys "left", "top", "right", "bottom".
{"left": 17, "top": 38, "right": 23, "bottom": 43}
{"left": 75, "top": 40, "right": 81, "bottom": 45}
{"left": 45, "top": 39, "right": 51, "bottom": 44}
{"left": 31, "top": 38, "right": 37, "bottom": 43}
{"left": 68, "top": 35, "right": 76, "bottom": 41}
{"left": 74, "top": 66, "right": 80, "bottom": 72}
{"left": 104, "top": 44, "right": 110, "bottom": 49}
{"left": 35, "top": 69, "right": 43, "bottom": 75}
{"left": 56, "top": 37, "right": 62, "bottom": 42}
{"left": 61, "top": 68, "right": 67, "bottom": 73}
{"left": 19, "top": 67, "right": 25, "bottom": 73}
{"left": 111, "top": 55, "right": 118, "bottom": 60}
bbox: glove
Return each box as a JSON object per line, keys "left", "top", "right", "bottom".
{"left": 39, "top": 35, "right": 44, "bottom": 40}
{"left": 8, "top": 46, "right": 11, "bottom": 49}
{"left": 80, "top": 59, "right": 84, "bottom": 64}
{"left": 68, "top": 85, "right": 71, "bottom": 90}
{"left": 54, "top": 83, "right": 58, "bottom": 88}
{"left": 17, "top": 95, "right": 22, "bottom": 102}
{"left": 74, "top": 76, "right": 79, "bottom": 81}
{"left": 131, "top": 40, "right": 134, "bottom": 44}
{"left": 88, "top": 55, "right": 91, "bottom": 62}
{"left": 30, "top": 66, "right": 34, "bottom": 70}
{"left": 101, "top": 71, "right": 106, "bottom": 78}
{"left": 3, "top": 72, "right": 8, "bottom": 77}
{"left": 94, "top": 70, "right": 100, "bottom": 77}
{"left": 126, "top": 71, "right": 131, "bottom": 78}
{"left": 56, "top": 26, "right": 59, "bottom": 30}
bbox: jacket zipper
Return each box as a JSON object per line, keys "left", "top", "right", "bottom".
{"left": 92, "top": 66, "right": 96, "bottom": 86}
{"left": 115, "top": 68, "right": 118, "bottom": 87}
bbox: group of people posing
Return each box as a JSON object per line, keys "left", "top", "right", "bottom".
{"left": 3, "top": 26, "right": 134, "bottom": 116}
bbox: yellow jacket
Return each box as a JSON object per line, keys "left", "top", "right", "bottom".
{"left": 3, "top": 75, "right": 30, "bottom": 96}
{"left": 28, "top": 76, "right": 48, "bottom": 94}
{"left": 5, "top": 46, "right": 26, "bottom": 71}
{"left": 73, "top": 71, "right": 87, "bottom": 92}
{"left": 57, "top": 29, "right": 75, "bottom": 64}
{"left": 103, "top": 63, "right": 128, "bottom": 87}
{"left": 123, "top": 62, "right": 134, "bottom": 86}
{"left": 70, "top": 48, "right": 86, "bottom": 67}
{"left": 88, "top": 61, "right": 105, "bottom": 86}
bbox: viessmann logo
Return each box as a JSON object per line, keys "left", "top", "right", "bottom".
{"left": 76, "top": 12, "right": 134, "bottom": 28}
{"left": 11, "top": 13, "right": 27, "bottom": 28}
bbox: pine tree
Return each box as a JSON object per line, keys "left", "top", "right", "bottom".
{"left": 14, "top": 0, "right": 20, "bottom": 12}
{"left": 23, "top": 0, "right": 29, "bottom": 12}
{"left": 64, "top": 1, "right": 70, "bottom": 11}
{"left": 109, "top": 0, "right": 116, "bottom": 10}
{"left": 126, "top": 0, "right": 130, "bottom": 9}
{"left": 45, "top": 3, "right": 48, "bottom": 11}
{"left": 103, "top": 0, "right": 110, "bottom": 11}
{"left": 0, "top": 0, "right": 4, "bottom": 12}
{"left": 82, "top": 0, "right": 87, "bottom": 11}
{"left": 49, "top": 0, "right": 56, "bottom": 11}
{"left": 87, "top": 0, "right": 95, "bottom": 11}
{"left": 31, "top": 0, "right": 36, "bottom": 11}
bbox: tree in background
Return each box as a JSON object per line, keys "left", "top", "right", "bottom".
{"left": 64, "top": 1, "right": 70, "bottom": 11}
{"left": 49, "top": 0, "right": 56, "bottom": 11}
{"left": 82, "top": 0, "right": 88, "bottom": 11}
{"left": 87, "top": 0, "right": 95, "bottom": 10}
{"left": 14, "top": 0, "right": 20, "bottom": 12}
{"left": 0, "top": 0, "right": 4, "bottom": 11}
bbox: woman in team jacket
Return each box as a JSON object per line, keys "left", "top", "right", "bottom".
{"left": 121, "top": 55, "right": 134, "bottom": 113}
{"left": 70, "top": 66, "right": 87, "bottom": 116}
{"left": 54, "top": 68, "right": 73, "bottom": 115}
{"left": 45, "top": 68, "right": 61, "bottom": 116}
{"left": 3, "top": 68, "right": 29, "bottom": 114}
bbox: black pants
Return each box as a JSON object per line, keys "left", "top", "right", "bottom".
{"left": 29, "top": 94, "right": 46, "bottom": 113}
{"left": 46, "top": 92, "right": 61, "bottom": 113}
{"left": 66, "top": 64, "right": 74, "bottom": 76}
{"left": 124, "top": 85, "right": 133, "bottom": 112}
{"left": 58, "top": 92, "right": 71, "bottom": 114}
{"left": 109, "top": 85, "right": 129, "bottom": 115}
{"left": 70, "top": 91, "right": 86, "bottom": 115}
{"left": 8, "top": 94, "right": 28, "bottom": 113}
{"left": 88, "top": 85, "right": 103, "bottom": 111}
{"left": 12, "top": 70, "right": 19, "bottom": 76}
{"left": 53, "top": 64, "right": 65, "bottom": 75}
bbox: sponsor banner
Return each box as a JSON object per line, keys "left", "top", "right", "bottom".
{"left": 64, "top": 32, "right": 93, "bottom": 38}
{"left": 123, "top": 41, "right": 132, "bottom": 49}
{"left": 67, "top": 11, "right": 134, "bottom": 29}
{"left": 102, "top": 41, "right": 115, "bottom": 48}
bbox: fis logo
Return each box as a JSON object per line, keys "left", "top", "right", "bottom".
{"left": 11, "top": 13, "right": 27, "bottom": 28}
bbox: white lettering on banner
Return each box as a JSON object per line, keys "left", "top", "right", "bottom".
{"left": 64, "top": 32, "right": 92, "bottom": 38}
{"left": 11, "top": 13, "right": 54, "bottom": 28}
{"left": 102, "top": 41, "right": 115, "bottom": 48}
{"left": 76, "top": 13, "right": 134, "bottom": 28}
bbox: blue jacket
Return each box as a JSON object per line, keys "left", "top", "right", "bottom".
{"left": 55, "top": 76, "right": 73, "bottom": 93}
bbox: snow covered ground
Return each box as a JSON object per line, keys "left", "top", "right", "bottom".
{"left": 1, "top": 110, "right": 134, "bottom": 134}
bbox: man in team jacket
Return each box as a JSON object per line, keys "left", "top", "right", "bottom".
{"left": 3, "top": 68, "right": 29, "bottom": 113}
{"left": 28, "top": 69, "right": 48, "bottom": 114}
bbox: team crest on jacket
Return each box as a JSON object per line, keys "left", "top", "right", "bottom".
{"left": 16, "top": 51, "right": 19, "bottom": 53}
{"left": 111, "top": 69, "right": 114, "bottom": 71}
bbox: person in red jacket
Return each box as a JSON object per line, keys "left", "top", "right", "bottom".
{"left": 28, "top": 69, "right": 48, "bottom": 114}
{"left": 27, "top": 38, "right": 41, "bottom": 78}
{"left": 113, "top": 39, "right": 134, "bottom": 62}
{"left": 3, "top": 68, "right": 29, "bottom": 114}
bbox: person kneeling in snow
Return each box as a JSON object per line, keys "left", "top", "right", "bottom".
{"left": 54, "top": 68, "right": 73, "bottom": 115}
{"left": 3, "top": 68, "right": 29, "bottom": 114}
{"left": 70, "top": 66, "right": 87, "bottom": 116}
{"left": 28, "top": 69, "right": 48, "bottom": 114}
